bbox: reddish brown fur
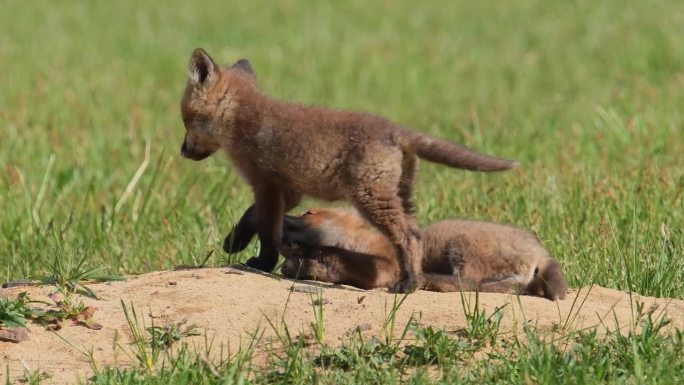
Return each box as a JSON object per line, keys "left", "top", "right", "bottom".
{"left": 279, "top": 209, "right": 400, "bottom": 289}
{"left": 279, "top": 208, "right": 567, "bottom": 300}
{"left": 180, "top": 48, "right": 517, "bottom": 293}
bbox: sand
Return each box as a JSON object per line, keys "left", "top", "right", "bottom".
{"left": 2, "top": 267, "right": 683, "bottom": 384}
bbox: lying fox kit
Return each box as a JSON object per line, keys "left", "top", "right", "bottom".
{"left": 180, "top": 48, "right": 517, "bottom": 292}
{"left": 277, "top": 208, "right": 566, "bottom": 300}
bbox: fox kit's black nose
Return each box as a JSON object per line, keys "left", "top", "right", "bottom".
{"left": 180, "top": 139, "right": 213, "bottom": 161}
{"left": 180, "top": 140, "right": 188, "bottom": 158}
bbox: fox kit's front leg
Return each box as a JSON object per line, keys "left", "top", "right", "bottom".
{"left": 244, "top": 186, "right": 283, "bottom": 271}
{"left": 246, "top": 185, "right": 302, "bottom": 272}
{"left": 223, "top": 204, "right": 257, "bottom": 253}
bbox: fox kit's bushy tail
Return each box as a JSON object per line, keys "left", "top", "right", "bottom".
{"left": 401, "top": 130, "right": 518, "bottom": 171}
{"left": 536, "top": 259, "right": 567, "bottom": 300}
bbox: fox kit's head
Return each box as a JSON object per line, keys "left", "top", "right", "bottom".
{"left": 283, "top": 208, "right": 382, "bottom": 252}
{"left": 180, "top": 48, "right": 256, "bottom": 161}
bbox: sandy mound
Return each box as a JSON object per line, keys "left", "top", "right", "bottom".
{"left": 2, "top": 267, "right": 683, "bottom": 384}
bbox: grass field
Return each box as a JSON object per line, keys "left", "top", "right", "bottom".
{"left": 1, "top": 0, "right": 683, "bottom": 383}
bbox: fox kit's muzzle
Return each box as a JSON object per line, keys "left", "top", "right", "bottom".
{"left": 180, "top": 137, "right": 213, "bottom": 161}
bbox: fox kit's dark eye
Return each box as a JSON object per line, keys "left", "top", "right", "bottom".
{"left": 183, "top": 115, "right": 211, "bottom": 130}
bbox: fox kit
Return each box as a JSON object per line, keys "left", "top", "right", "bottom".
{"left": 180, "top": 48, "right": 517, "bottom": 292}
{"left": 274, "top": 208, "right": 566, "bottom": 300}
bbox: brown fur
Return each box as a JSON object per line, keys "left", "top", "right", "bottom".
{"left": 180, "top": 48, "right": 517, "bottom": 293}
{"left": 279, "top": 209, "right": 401, "bottom": 290}
{"left": 278, "top": 208, "right": 567, "bottom": 300}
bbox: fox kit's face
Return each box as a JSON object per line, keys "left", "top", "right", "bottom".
{"left": 282, "top": 208, "right": 375, "bottom": 251}
{"left": 281, "top": 209, "right": 337, "bottom": 242}
{"left": 299, "top": 209, "right": 342, "bottom": 226}
{"left": 180, "top": 48, "right": 255, "bottom": 161}
{"left": 293, "top": 208, "right": 363, "bottom": 231}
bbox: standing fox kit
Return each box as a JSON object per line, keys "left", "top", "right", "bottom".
{"left": 180, "top": 48, "right": 517, "bottom": 292}
{"left": 275, "top": 208, "right": 567, "bottom": 300}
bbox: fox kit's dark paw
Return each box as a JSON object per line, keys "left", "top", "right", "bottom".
{"left": 244, "top": 256, "right": 277, "bottom": 272}
{"left": 391, "top": 277, "right": 420, "bottom": 294}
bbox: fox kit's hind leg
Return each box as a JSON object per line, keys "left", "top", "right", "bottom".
{"left": 351, "top": 147, "right": 423, "bottom": 293}
{"left": 422, "top": 247, "right": 477, "bottom": 292}
{"left": 245, "top": 185, "right": 302, "bottom": 272}
{"left": 479, "top": 277, "right": 529, "bottom": 294}
{"left": 396, "top": 151, "right": 424, "bottom": 289}
{"left": 421, "top": 274, "right": 480, "bottom": 292}
{"left": 422, "top": 274, "right": 527, "bottom": 294}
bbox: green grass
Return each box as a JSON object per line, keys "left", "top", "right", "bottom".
{"left": 1, "top": 0, "right": 683, "bottom": 383}
{"left": 84, "top": 298, "right": 684, "bottom": 385}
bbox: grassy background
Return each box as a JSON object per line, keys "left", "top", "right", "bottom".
{"left": 1, "top": 0, "right": 683, "bottom": 299}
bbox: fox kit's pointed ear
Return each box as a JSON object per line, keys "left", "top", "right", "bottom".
{"left": 231, "top": 59, "right": 255, "bottom": 78}
{"left": 188, "top": 48, "right": 218, "bottom": 86}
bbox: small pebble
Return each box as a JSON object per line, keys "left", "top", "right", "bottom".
{"left": 0, "top": 327, "right": 30, "bottom": 343}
